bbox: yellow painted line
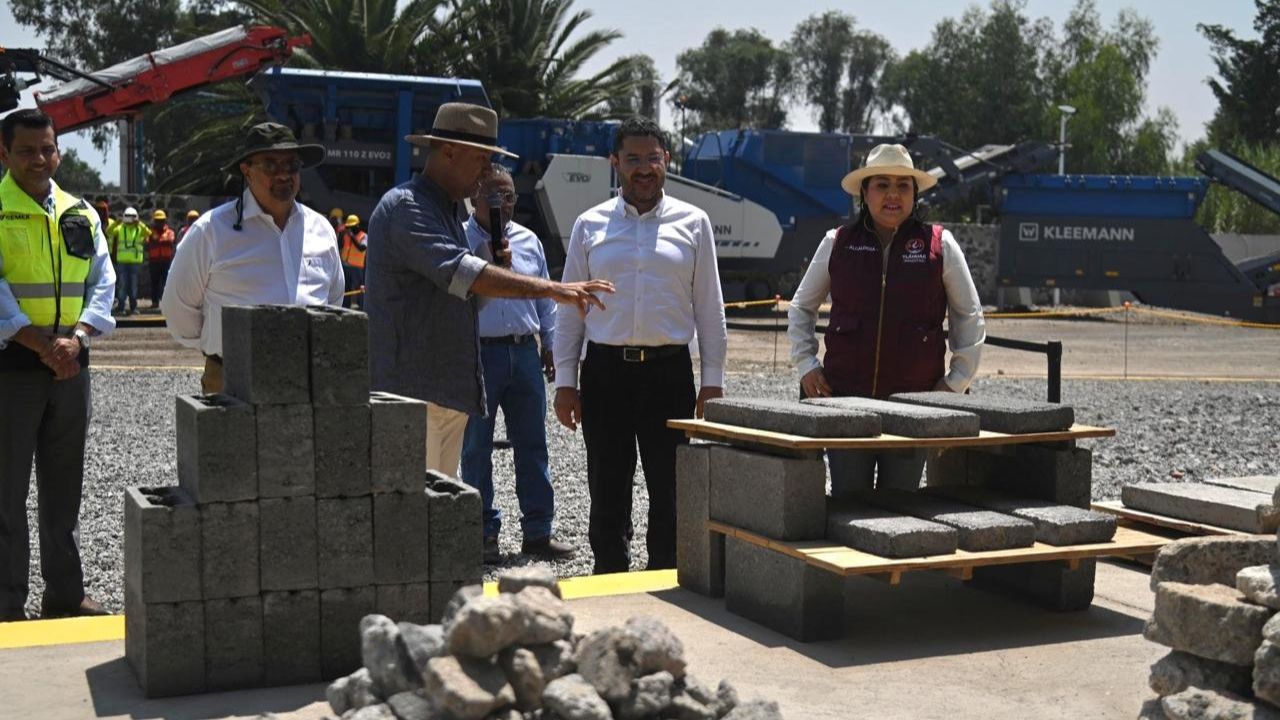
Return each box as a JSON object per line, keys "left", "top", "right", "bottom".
{"left": 0, "top": 615, "right": 124, "bottom": 649}
{"left": 1, "top": 571, "right": 681, "bottom": 650}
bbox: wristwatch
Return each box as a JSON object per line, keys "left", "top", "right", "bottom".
{"left": 73, "top": 328, "right": 91, "bottom": 349}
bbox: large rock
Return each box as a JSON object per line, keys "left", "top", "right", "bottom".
{"left": 574, "top": 627, "right": 633, "bottom": 702}
{"left": 445, "top": 594, "right": 523, "bottom": 658}
{"left": 397, "top": 622, "right": 446, "bottom": 679}
{"left": 326, "top": 667, "right": 379, "bottom": 716}
{"left": 1255, "top": 639, "right": 1280, "bottom": 707}
{"left": 512, "top": 586, "right": 574, "bottom": 645}
{"left": 360, "top": 615, "right": 418, "bottom": 697}
{"left": 422, "top": 655, "right": 515, "bottom": 720}
{"left": 497, "top": 567, "right": 562, "bottom": 598}
{"left": 528, "top": 640, "right": 576, "bottom": 681}
{"left": 1150, "top": 536, "right": 1278, "bottom": 591}
{"left": 386, "top": 690, "right": 435, "bottom": 720}
{"left": 1237, "top": 565, "right": 1280, "bottom": 610}
{"left": 344, "top": 705, "right": 397, "bottom": 720}
{"left": 722, "top": 700, "right": 785, "bottom": 720}
{"left": 1160, "top": 687, "right": 1280, "bottom": 720}
{"left": 542, "top": 674, "right": 613, "bottom": 720}
{"left": 618, "top": 671, "right": 674, "bottom": 720}
{"left": 1138, "top": 698, "right": 1170, "bottom": 720}
{"left": 1123, "top": 483, "right": 1280, "bottom": 534}
{"left": 1144, "top": 582, "right": 1272, "bottom": 666}
{"left": 1148, "top": 651, "right": 1253, "bottom": 697}
{"left": 703, "top": 397, "right": 880, "bottom": 438}
{"left": 619, "top": 616, "right": 686, "bottom": 680}
{"left": 498, "top": 647, "right": 545, "bottom": 712}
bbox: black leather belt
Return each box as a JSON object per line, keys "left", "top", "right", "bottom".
{"left": 590, "top": 342, "right": 686, "bottom": 363}
{"left": 480, "top": 334, "right": 535, "bottom": 345}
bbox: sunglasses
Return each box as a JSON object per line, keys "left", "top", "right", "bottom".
{"left": 250, "top": 158, "right": 304, "bottom": 175}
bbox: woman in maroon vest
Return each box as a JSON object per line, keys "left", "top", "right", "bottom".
{"left": 788, "top": 143, "right": 986, "bottom": 492}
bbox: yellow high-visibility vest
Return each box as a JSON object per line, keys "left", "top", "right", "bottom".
{"left": 0, "top": 172, "right": 98, "bottom": 333}
{"left": 111, "top": 222, "right": 148, "bottom": 265}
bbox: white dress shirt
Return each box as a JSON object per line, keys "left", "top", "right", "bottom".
{"left": 161, "top": 189, "right": 345, "bottom": 356}
{"left": 788, "top": 226, "right": 985, "bottom": 392}
{"left": 554, "top": 193, "right": 727, "bottom": 390}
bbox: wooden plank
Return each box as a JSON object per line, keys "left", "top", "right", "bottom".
{"left": 1091, "top": 501, "right": 1245, "bottom": 537}
{"left": 668, "top": 419, "right": 1115, "bottom": 451}
{"left": 711, "top": 521, "right": 1174, "bottom": 578}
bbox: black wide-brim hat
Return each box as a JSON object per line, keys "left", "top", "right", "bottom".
{"left": 223, "top": 122, "right": 326, "bottom": 173}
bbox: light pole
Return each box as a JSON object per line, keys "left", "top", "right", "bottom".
{"left": 1057, "top": 104, "right": 1076, "bottom": 175}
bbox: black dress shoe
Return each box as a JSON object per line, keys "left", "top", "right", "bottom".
{"left": 483, "top": 536, "right": 501, "bottom": 565}
{"left": 522, "top": 535, "right": 576, "bottom": 560}
{"left": 41, "top": 595, "right": 111, "bottom": 619}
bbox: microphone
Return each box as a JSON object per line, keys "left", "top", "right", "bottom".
{"left": 487, "top": 191, "right": 508, "bottom": 267}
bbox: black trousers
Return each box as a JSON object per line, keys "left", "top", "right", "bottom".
{"left": 580, "top": 342, "right": 695, "bottom": 574}
{"left": 0, "top": 368, "right": 90, "bottom": 614}
{"left": 148, "top": 260, "right": 171, "bottom": 305}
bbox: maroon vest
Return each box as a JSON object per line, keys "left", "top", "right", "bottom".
{"left": 823, "top": 219, "right": 946, "bottom": 399}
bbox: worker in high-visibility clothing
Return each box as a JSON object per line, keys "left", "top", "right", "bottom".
{"left": 0, "top": 108, "right": 117, "bottom": 621}
{"left": 144, "top": 209, "right": 176, "bottom": 308}
{"left": 109, "top": 206, "right": 149, "bottom": 316}
{"left": 339, "top": 214, "right": 367, "bottom": 309}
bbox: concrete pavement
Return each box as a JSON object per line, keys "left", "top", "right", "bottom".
{"left": 0, "top": 561, "right": 1164, "bottom": 719}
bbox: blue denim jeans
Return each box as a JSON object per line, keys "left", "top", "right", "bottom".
{"left": 115, "top": 263, "right": 140, "bottom": 312}
{"left": 460, "top": 340, "right": 554, "bottom": 540}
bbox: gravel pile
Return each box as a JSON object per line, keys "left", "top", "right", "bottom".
{"left": 20, "top": 369, "right": 1280, "bottom": 616}
{"left": 328, "top": 567, "right": 779, "bottom": 720}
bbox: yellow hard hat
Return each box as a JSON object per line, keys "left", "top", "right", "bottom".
{"left": 152, "top": 209, "right": 167, "bottom": 221}
{"left": 186, "top": 209, "right": 199, "bottom": 220}
{"left": 329, "top": 207, "right": 345, "bottom": 220}
{"left": 345, "top": 214, "right": 360, "bottom": 227}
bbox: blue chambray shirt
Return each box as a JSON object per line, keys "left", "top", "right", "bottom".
{"left": 464, "top": 216, "right": 555, "bottom": 346}
{"left": 365, "top": 174, "right": 492, "bottom": 416}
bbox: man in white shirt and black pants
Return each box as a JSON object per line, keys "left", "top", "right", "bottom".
{"left": 553, "top": 118, "right": 728, "bottom": 575}
{"left": 161, "top": 123, "right": 345, "bottom": 392}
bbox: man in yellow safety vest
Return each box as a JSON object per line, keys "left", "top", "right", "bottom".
{"left": 109, "top": 206, "right": 148, "bottom": 316}
{"left": 0, "top": 108, "right": 117, "bottom": 621}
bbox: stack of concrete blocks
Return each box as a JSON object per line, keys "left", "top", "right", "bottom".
{"left": 124, "top": 304, "right": 482, "bottom": 698}
{"left": 1137, "top": 533, "right": 1280, "bottom": 719}
{"left": 1122, "top": 477, "right": 1280, "bottom": 534}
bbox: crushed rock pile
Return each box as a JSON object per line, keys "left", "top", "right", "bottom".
{"left": 1139, "top": 517, "right": 1280, "bottom": 719}
{"left": 325, "top": 567, "right": 783, "bottom": 720}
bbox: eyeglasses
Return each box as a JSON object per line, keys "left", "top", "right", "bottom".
{"left": 619, "top": 154, "right": 666, "bottom": 169}
{"left": 250, "top": 158, "right": 304, "bottom": 175}
{"left": 484, "top": 191, "right": 517, "bottom": 203}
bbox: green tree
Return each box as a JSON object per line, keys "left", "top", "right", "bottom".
{"left": 53, "top": 148, "right": 109, "bottom": 195}
{"left": 606, "top": 55, "right": 662, "bottom": 120}
{"left": 841, "top": 30, "right": 896, "bottom": 133}
{"left": 788, "top": 12, "right": 855, "bottom": 134}
{"left": 1177, "top": 141, "right": 1280, "bottom": 235}
{"left": 1199, "top": 0, "right": 1280, "bottom": 147}
{"left": 673, "top": 28, "right": 792, "bottom": 134}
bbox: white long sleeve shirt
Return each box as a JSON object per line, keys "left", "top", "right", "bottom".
{"left": 161, "top": 189, "right": 345, "bottom": 357}
{"left": 554, "top": 194, "right": 727, "bottom": 390}
{"left": 788, "top": 226, "right": 985, "bottom": 392}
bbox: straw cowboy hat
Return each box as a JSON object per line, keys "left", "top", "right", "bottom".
{"left": 841, "top": 143, "right": 937, "bottom": 197}
{"left": 405, "top": 103, "right": 518, "bottom": 159}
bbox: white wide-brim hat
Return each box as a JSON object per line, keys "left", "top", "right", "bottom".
{"left": 841, "top": 143, "right": 937, "bottom": 197}
{"left": 405, "top": 102, "right": 518, "bottom": 159}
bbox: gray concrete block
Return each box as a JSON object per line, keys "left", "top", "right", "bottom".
{"left": 703, "top": 397, "right": 880, "bottom": 438}
{"left": 724, "top": 536, "right": 843, "bottom": 642}
{"left": 1122, "top": 482, "right": 1278, "bottom": 533}
{"left": 318, "top": 497, "right": 375, "bottom": 588}
{"left": 805, "top": 396, "right": 980, "bottom": 438}
{"left": 308, "top": 306, "right": 370, "bottom": 407}
{"left": 852, "top": 488, "right": 1036, "bottom": 551}
{"left": 222, "top": 304, "right": 311, "bottom": 405}
{"left": 124, "top": 486, "right": 201, "bottom": 603}
{"left": 374, "top": 490, "right": 430, "bottom": 584}
{"left": 1203, "top": 475, "right": 1279, "bottom": 495}
{"left": 314, "top": 404, "right": 372, "bottom": 498}
{"left": 928, "top": 486, "right": 1116, "bottom": 545}
{"left": 322, "top": 586, "right": 377, "bottom": 679}
{"left": 676, "top": 444, "right": 724, "bottom": 597}
{"left": 256, "top": 404, "right": 315, "bottom": 497}
{"left": 370, "top": 392, "right": 428, "bottom": 494}
{"left": 126, "top": 600, "right": 205, "bottom": 698}
{"left": 974, "top": 559, "right": 1096, "bottom": 611}
{"left": 708, "top": 445, "right": 826, "bottom": 540}
{"left": 201, "top": 501, "right": 260, "bottom": 599}
{"left": 426, "top": 472, "right": 482, "bottom": 582}
{"left": 205, "top": 595, "right": 263, "bottom": 690}
{"left": 826, "top": 499, "right": 958, "bottom": 558}
{"left": 930, "top": 445, "right": 1093, "bottom": 509}
{"left": 260, "top": 496, "right": 318, "bottom": 591}
{"left": 889, "top": 391, "right": 1075, "bottom": 433}
{"left": 263, "top": 589, "right": 321, "bottom": 686}
{"left": 176, "top": 394, "right": 257, "bottom": 503}
{"left": 375, "top": 583, "right": 434, "bottom": 626}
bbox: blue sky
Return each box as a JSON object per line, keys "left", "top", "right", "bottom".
{"left": 0, "top": 0, "right": 1262, "bottom": 185}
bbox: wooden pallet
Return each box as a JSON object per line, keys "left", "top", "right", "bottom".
{"left": 708, "top": 519, "right": 1176, "bottom": 586}
{"left": 1090, "top": 500, "right": 1246, "bottom": 537}
{"left": 668, "top": 419, "right": 1115, "bottom": 451}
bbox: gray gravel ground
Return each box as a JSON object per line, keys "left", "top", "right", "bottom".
{"left": 19, "top": 368, "right": 1280, "bottom": 616}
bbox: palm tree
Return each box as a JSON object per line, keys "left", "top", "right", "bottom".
{"left": 450, "top": 0, "right": 639, "bottom": 118}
